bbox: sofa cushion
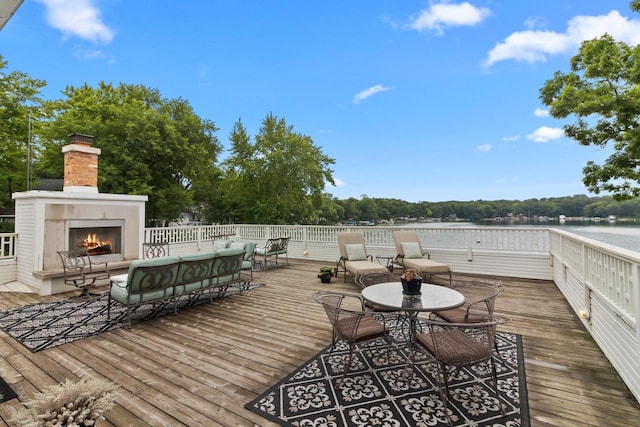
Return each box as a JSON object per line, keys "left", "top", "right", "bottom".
{"left": 229, "top": 241, "right": 256, "bottom": 261}
{"left": 127, "top": 256, "right": 181, "bottom": 272}
{"left": 111, "top": 285, "right": 174, "bottom": 304}
{"left": 179, "top": 252, "right": 216, "bottom": 262}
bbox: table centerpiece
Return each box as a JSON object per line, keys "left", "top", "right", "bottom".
{"left": 400, "top": 268, "right": 422, "bottom": 295}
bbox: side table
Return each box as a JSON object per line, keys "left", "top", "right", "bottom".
{"left": 375, "top": 255, "right": 395, "bottom": 272}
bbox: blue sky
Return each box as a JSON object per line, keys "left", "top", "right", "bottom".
{"left": 2, "top": 0, "right": 640, "bottom": 202}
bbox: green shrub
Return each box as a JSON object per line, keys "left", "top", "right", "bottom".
{"left": 0, "top": 222, "right": 14, "bottom": 233}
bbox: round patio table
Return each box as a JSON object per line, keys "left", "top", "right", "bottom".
{"left": 361, "top": 282, "right": 465, "bottom": 352}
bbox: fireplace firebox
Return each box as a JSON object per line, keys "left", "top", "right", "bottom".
{"left": 67, "top": 220, "right": 124, "bottom": 256}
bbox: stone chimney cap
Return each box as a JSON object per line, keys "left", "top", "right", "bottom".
{"left": 68, "top": 133, "right": 94, "bottom": 145}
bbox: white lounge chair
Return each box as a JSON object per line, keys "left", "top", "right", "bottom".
{"left": 393, "top": 230, "right": 452, "bottom": 286}
{"left": 336, "top": 232, "right": 387, "bottom": 282}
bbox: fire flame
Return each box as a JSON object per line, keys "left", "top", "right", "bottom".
{"left": 81, "top": 233, "right": 112, "bottom": 254}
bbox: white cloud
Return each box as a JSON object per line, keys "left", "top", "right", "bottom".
{"left": 329, "top": 177, "right": 345, "bottom": 188}
{"left": 72, "top": 47, "right": 105, "bottom": 60}
{"left": 353, "top": 85, "right": 390, "bottom": 104}
{"left": 485, "top": 10, "right": 640, "bottom": 66}
{"left": 524, "top": 16, "right": 547, "bottom": 30}
{"left": 409, "top": 1, "right": 491, "bottom": 35}
{"left": 478, "top": 144, "right": 492, "bottom": 152}
{"left": 534, "top": 108, "right": 550, "bottom": 117}
{"left": 502, "top": 134, "right": 520, "bottom": 142}
{"left": 37, "top": 0, "right": 114, "bottom": 43}
{"left": 526, "top": 126, "right": 564, "bottom": 142}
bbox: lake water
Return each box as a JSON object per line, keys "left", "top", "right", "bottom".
{"left": 403, "top": 221, "right": 640, "bottom": 253}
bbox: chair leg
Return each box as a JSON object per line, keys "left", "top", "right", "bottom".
{"left": 341, "top": 344, "right": 357, "bottom": 380}
{"left": 490, "top": 358, "right": 505, "bottom": 415}
{"left": 431, "top": 361, "right": 453, "bottom": 426}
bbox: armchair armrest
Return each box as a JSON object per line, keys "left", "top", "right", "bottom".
{"left": 87, "top": 255, "right": 110, "bottom": 280}
{"left": 109, "top": 274, "right": 128, "bottom": 289}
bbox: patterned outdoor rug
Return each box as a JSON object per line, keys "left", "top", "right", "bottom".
{"left": 0, "top": 281, "right": 263, "bottom": 352}
{"left": 246, "top": 324, "right": 529, "bottom": 427}
{"left": 0, "top": 375, "right": 18, "bottom": 403}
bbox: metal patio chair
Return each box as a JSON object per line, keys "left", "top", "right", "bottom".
{"left": 313, "top": 291, "right": 393, "bottom": 380}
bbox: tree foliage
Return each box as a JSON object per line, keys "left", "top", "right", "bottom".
{"left": 38, "top": 82, "right": 221, "bottom": 222}
{"left": 0, "top": 55, "right": 47, "bottom": 208}
{"left": 219, "top": 113, "right": 335, "bottom": 224}
{"left": 540, "top": 29, "right": 640, "bottom": 200}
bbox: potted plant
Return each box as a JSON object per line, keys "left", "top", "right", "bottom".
{"left": 400, "top": 268, "right": 422, "bottom": 295}
{"left": 317, "top": 266, "right": 335, "bottom": 283}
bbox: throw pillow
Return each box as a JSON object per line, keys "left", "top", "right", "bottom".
{"left": 229, "top": 241, "right": 246, "bottom": 252}
{"left": 213, "top": 240, "right": 230, "bottom": 250}
{"left": 401, "top": 242, "right": 423, "bottom": 259}
{"left": 345, "top": 243, "right": 367, "bottom": 261}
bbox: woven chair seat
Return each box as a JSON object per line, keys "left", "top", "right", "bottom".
{"left": 414, "top": 315, "right": 510, "bottom": 424}
{"left": 432, "top": 281, "right": 504, "bottom": 323}
{"left": 336, "top": 315, "right": 386, "bottom": 342}
{"left": 416, "top": 328, "right": 490, "bottom": 366}
{"left": 313, "top": 291, "right": 393, "bottom": 379}
{"left": 434, "top": 308, "right": 486, "bottom": 323}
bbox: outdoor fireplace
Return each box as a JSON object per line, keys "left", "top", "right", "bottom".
{"left": 12, "top": 133, "right": 148, "bottom": 295}
{"left": 67, "top": 219, "right": 124, "bottom": 255}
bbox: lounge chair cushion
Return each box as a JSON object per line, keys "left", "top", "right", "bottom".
{"left": 345, "top": 243, "right": 366, "bottom": 261}
{"left": 401, "top": 258, "right": 451, "bottom": 274}
{"left": 345, "top": 260, "right": 387, "bottom": 276}
{"left": 401, "top": 242, "right": 423, "bottom": 259}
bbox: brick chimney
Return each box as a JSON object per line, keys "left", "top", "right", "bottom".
{"left": 62, "top": 133, "right": 101, "bottom": 193}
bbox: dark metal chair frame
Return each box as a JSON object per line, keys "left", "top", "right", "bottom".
{"left": 143, "top": 242, "right": 170, "bottom": 259}
{"left": 415, "top": 315, "right": 510, "bottom": 425}
{"left": 58, "top": 249, "right": 110, "bottom": 298}
{"left": 254, "top": 237, "right": 290, "bottom": 270}
{"left": 313, "top": 291, "right": 393, "bottom": 380}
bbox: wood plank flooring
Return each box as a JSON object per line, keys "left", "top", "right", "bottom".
{"left": 0, "top": 259, "right": 639, "bottom": 426}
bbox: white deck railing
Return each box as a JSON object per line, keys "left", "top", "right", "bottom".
{"left": 145, "top": 224, "right": 639, "bottom": 402}
{"left": 0, "top": 233, "right": 18, "bottom": 285}
{"left": 549, "top": 229, "right": 639, "bottom": 402}
{"left": 1, "top": 225, "right": 638, "bottom": 402}
{"left": 1, "top": 233, "right": 16, "bottom": 259}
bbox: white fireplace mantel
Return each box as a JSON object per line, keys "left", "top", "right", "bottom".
{"left": 13, "top": 190, "right": 148, "bottom": 295}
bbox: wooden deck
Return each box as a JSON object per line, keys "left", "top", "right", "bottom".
{"left": 0, "top": 259, "right": 639, "bottom": 426}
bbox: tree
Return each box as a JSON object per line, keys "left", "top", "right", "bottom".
{"left": 38, "top": 82, "right": 221, "bottom": 223}
{"left": 540, "top": 22, "right": 640, "bottom": 200}
{"left": 220, "top": 113, "right": 335, "bottom": 224}
{"left": 0, "top": 55, "right": 47, "bottom": 208}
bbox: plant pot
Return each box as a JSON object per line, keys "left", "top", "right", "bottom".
{"left": 401, "top": 278, "right": 422, "bottom": 295}
{"left": 319, "top": 273, "right": 332, "bottom": 283}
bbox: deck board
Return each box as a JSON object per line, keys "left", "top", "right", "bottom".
{"left": 1, "top": 259, "right": 639, "bottom": 426}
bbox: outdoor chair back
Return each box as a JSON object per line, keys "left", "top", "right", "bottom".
{"left": 416, "top": 315, "right": 510, "bottom": 424}
{"left": 313, "top": 291, "right": 391, "bottom": 379}
{"left": 336, "top": 232, "right": 387, "bottom": 282}
{"left": 392, "top": 230, "right": 452, "bottom": 286}
{"left": 57, "top": 249, "right": 110, "bottom": 298}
